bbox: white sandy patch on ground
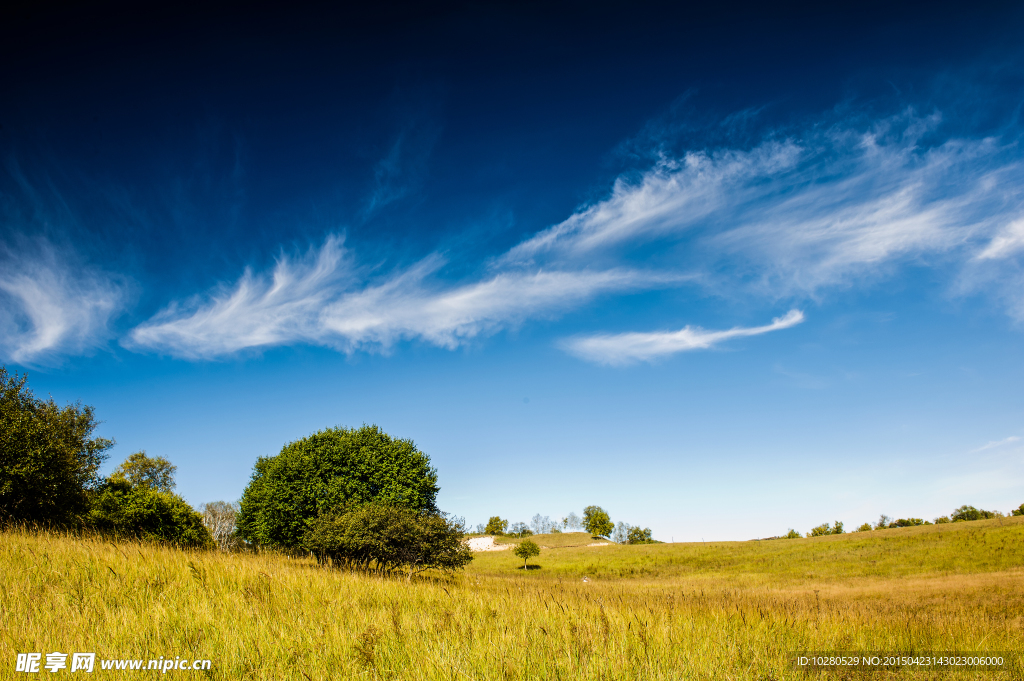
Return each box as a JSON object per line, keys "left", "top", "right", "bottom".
{"left": 467, "top": 536, "right": 511, "bottom": 552}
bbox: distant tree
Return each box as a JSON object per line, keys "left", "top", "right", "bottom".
{"left": 830, "top": 521, "right": 844, "bottom": 535}
{"left": 0, "top": 367, "right": 114, "bottom": 525}
{"left": 1013, "top": 504, "right": 1024, "bottom": 517}
{"left": 784, "top": 529, "right": 801, "bottom": 539}
{"left": 934, "top": 516, "right": 951, "bottom": 524}
{"left": 110, "top": 451, "right": 176, "bottom": 492}
{"left": 507, "top": 521, "right": 533, "bottom": 538}
{"left": 485, "top": 516, "right": 508, "bottom": 535}
{"left": 626, "top": 526, "right": 654, "bottom": 544}
{"left": 236, "top": 425, "right": 439, "bottom": 550}
{"left": 892, "top": 518, "right": 925, "bottom": 527}
{"left": 514, "top": 539, "right": 540, "bottom": 568}
{"left": 875, "top": 515, "right": 892, "bottom": 530}
{"left": 563, "top": 512, "right": 582, "bottom": 531}
{"left": 856, "top": 523, "right": 873, "bottom": 532}
{"left": 530, "top": 514, "right": 554, "bottom": 535}
{"left": 807, "top": 523, "right": 831, "bottom": 537}
{"left": 583, "top": 505, "right": 613, "bottom": 538}
{"left": 950, "top": 505, "right": 1000, "bottom": 522}
{"left": 474, "top": 523, "right": 486, "bottom": 534}
{"left": 201, "top": 501, "right": 241, "bottom": 551}
{"left": 611, "top": 521, "right": 631, "bottom": 544}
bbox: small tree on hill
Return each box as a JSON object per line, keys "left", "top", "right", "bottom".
{"left": 875, "top": 515, "right": 892, "bottom": 530}
{"left": 507, "top": 521, "right": 532, "bottom": 538}
{"left": 514, "top": 539, "right": 540, "bottom": 568}
{"left": 1013, "top": 504, "right": 1024, "bottom": 517}
{"left": 583, "top": 505, "right": 613, "bottom": 538}
{"left": 856, "top": 522, "right": 872, "bottom": 532}
{"left": 784, "top": 529, "right": 800, "bottom": 539}
{"left": 485, "top": 516, "right": 508, "bottom": 535}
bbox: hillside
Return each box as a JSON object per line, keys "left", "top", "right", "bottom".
{"left": 2, "top": 519, "right": 1022, "bottom": 679}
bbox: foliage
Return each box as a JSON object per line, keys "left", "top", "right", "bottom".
{"left": 201, "top": 501, "right": 242, "bottom": 551}
{"left": 891, "top": 517, "right": 926, "bottom": 527}
{"left": 807, "top": 521, "right": 842, "bottom": 537}
{"left": 236, "top": 425, "right": 439, "bottom": 549}
{"left": 875, "top": 514, "right": 892, "bottom": 530}
{"left": 530, "top": 514, "right": 555, "bottom": 535}
{"left": 507, "top": 521, "right": 533, "bottom": 538}
{"left": 484, "top": 516, "right": 508, "bottom": 535}
{"left": 0, "top": 367, "right": 114, "bottom": 525}
{"left": 951, "top": 505, "right": 1000, "bottom": 522}
{"left": 582, "top": 505, "right": 613, "bottom": 538}
{"left": 110, "top": 451, "right": 176, "bottom": 492}
{"left": 300, "top": 502, "right": 472, "bottom": 577}
{"left": 626, "top": 526, "right": 654, "bottom": 544}
{"left": 934, "top": 516, "right": 951, "bottom": 524}
{"left": 513, "top": 539, "right": 540, "bottom": 567}
{"left": 88, "top": 479, "right": 213, "bottom": 548}
{"left": 1013, "top": 504, "right": 1024, "bottom": 517}
{"left": 784, "top": 529, "right": 800, "bottom": 539}
{"left": 562, "top": 512, "right": 582, "bottom": 531}
{"left": 856, "top": 523, "right": 873, "bottom": 532}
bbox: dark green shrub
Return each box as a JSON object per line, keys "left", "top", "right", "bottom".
{"left": 784, "top": 529, "right": 800, "bottom": 539}
{"left": 856, "top": 523, "right": 873, "bottom": 532}
{"left": 301, "top": 502, "right": 472, "bottom": 577}
{"left": 88, "top": 479, "right": 213, "bottom": 548}
{"left": 892, "top": 518, "right": 925, "bottom": 527}
{"left": 1012, "top": 504, "right": 1024, "bottom": 517}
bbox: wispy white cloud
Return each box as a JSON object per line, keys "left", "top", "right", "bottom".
{"left": 561, "top": 309, "right": 804, "bottom": 366}
{"left": 127, "top": 234, "right": 671, "bottom": 358}
{"left": 127, "top": 107, "right": 1024, "bottom": 361}
{"left": 0, "top": 238, "right": 129, "bottom": 365}
{"left": 970, "top": 435, "right": 1021, "bottom": 454}
{"left": 509, "top": 111, "right": 1024, "bottom": 296}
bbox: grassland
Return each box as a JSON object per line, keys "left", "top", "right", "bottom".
{"left": 2, "top": 518, "right": 1022, "bottom": 680}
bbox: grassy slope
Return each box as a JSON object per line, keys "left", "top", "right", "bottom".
{"left": 472, "top": 517, "right": 1024, "bottom": 582}
{"left": 491, "top": 531, "right": 612, "bottom": 548}
{"left": 1, "top": 519, "right": 1022, "bottom": 680}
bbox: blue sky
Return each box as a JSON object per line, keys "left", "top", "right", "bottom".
{"left": 2, "top": 2, "right": 1024, "bottom": 540}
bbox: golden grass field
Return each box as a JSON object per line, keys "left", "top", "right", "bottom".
{"left": 2, "top": 518, "right": 1023, "bottom": 680}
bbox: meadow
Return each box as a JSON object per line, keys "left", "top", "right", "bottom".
{"left": 2, "top": 518, "right": 1022, "bottom": 680}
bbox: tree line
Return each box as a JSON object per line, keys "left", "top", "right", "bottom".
{"left": 1, "top": 367, "right": 470, "bottom": 577}
{"left": 775, "top": 504, "right": 1024, "bottom": 539}
{"left": 481, "top": 505, "right": 658, "bottom": 545}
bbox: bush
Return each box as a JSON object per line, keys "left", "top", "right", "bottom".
{"left": 88, "top": 479, "right": 213, "bottom": 548}
{"left": 807, "top": 521, "right": 843, "bottom": 537}
{"left": 951, "top": 505, "right": 1000, "bottom": 522}
{"left": 626, "top": 526, "right": 654, "bottom": 544}
{"left": 892, "top": 518, "right": 925, "bottom": 527}
{"left": 583, "top": 505, "right": 613, "bottom": 538}
{"left": 0, "top": 367, "right": 114, "bottom": 525}
{"left": 301, "top": 503, "right": 472, "bottom": 577}
{"left": 784, "top": 529, "right": 801, "bottom": 539}
{"left": 934, "top": 516, "right": 951, "bottom": 524}
{"left": 513, "top": 539, "right": 540, "bottom": 567}
{"left": 1013, "top": 504, "right": 1024, "bottom": 517}
{"left": 236, "top": 425, "right": 439, "bottom": 549}
{"left": 875, "top": 515, "right": 892, "bottom": 530}
{"left": 856, "top": 523, "right": 873, "bottom": 532}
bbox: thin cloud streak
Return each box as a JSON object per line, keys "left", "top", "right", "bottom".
{"left": 562, "top": 309, "right": 804, "bottom": 366}
{"left": 970, "top": 435, "right": 1021, "bottom": 454}
{"left": 0, "top": 238, "right": 129, "bottom": 364}
{"left": 128, "top": 234, "right": 674, "bottom": 358}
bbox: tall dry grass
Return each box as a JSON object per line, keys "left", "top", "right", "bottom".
{"left": 1, "top": 519, "right": 1022, "bottom": 679}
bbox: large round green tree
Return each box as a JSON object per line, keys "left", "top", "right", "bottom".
{"left": 236, "top": 425, "right": 439, "bottom": 549}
